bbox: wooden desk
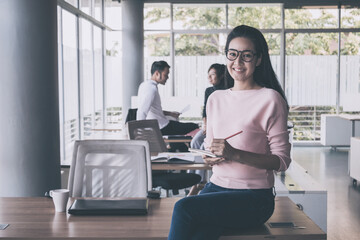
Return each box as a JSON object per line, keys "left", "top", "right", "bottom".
{"left": 152, "top": 162, "right": 211, "bottom": 171}
{"left": 164, "top": 138, "right": 192, "bottom": 143}
{"left": 61, "top": 163, "right": 211, "bottom": 171}
{"left": 0, "top": 197, "right": 325, "bottom": 239}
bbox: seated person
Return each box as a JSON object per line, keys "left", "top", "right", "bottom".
{"left": 136, "top": 60, "right": 199, "bottom": 151}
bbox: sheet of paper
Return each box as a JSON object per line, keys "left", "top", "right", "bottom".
{"left": 151, "top": 153, "right": 169, "bottom": 162}
{"left": 0, "top": 224, "right": 9, "bottom": 230}
{"left": 180, "top": 104, "right": 191, "bottom": 114}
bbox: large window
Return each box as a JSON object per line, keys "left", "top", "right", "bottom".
{"left": 104, "top": 0, "right": 122, "bottom": 125}
{"left": 173, "top": 4, "right": 226, "bottom": 30}
{"left": 286, "top": 32, "right": 338, "bottom": 140}
{"left": 228, "top": 4, "right": 281, "bottom": 29}
{"left": 174, "top": 32, "right": 226, "bottom": 97}
{"left": 285, "top": 8, "right": 338, "bottom": 29}
{"left": 340, "top": 7, "right": 360, "bottom": 112}
{"left": 94, "top": 26, "right": 104, "bottom": 127}
{"left": 144, "top": 2, "right": 360, "bottom": 142}
{"left": 58, "top": 0, "right": 121, "bottom": 164}
{"left": 80, "top": 19, "right": 95, "bottom": 138}
{"left": 59, "top": 9, "right": 80, "bottom": 164}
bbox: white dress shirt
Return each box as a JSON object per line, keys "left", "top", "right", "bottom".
{"left": 136, "top": 79, "right": 169, "bottom": 129}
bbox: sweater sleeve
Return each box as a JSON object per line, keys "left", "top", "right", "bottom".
{"left": 266, "top": 95, "right": 292, "bottom": 172}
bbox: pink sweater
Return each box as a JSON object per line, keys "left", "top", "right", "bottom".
{"left": 204, "top": 88, "right": 291, "bottom": 189}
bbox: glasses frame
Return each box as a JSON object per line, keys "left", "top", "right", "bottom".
{"left": 225, "top": 49, "right": 257, "bottom": 62}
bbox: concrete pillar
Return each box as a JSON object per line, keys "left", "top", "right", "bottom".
{"left": 0, "top": 0, "right": 61, "bottom": 196}
{"left": 122, "top": 0, "right": 144, "bottom": 120}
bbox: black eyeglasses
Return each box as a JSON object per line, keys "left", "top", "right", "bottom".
{"left": 225, "top": 49, "right": 257, "bottom": 62}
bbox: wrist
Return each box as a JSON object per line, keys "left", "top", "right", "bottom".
{"left": 231, "top": 148, "right": 244, "bottom": 163}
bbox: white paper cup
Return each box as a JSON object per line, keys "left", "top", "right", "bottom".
{"left": 49, "top": 189, "right": 69, "bottom": 212}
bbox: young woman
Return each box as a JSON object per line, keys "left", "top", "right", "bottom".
{"left": 168, "top": 25, "right": 291, "bottom": 240}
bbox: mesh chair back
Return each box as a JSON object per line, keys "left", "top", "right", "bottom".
{"left": 127, "top": 120, "right": 168, "bottom": 154}
{"left": 68, "top": 140, "right": 152, "bottom": 198}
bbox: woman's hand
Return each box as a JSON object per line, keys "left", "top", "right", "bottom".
{"left": 210, "top": 138, "right": 240, "bottom": 162}
{"left": 202, "top": 138, "right": 240, "bottom": 166}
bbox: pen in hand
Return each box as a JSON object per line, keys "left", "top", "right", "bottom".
{"left": 224, "top": 130, "right": 243, "bottom": 140}
{"left": 202, "top": 130, "right": 243, "bottom": 162}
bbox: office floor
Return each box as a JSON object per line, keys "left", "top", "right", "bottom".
{"left": 293, "top": 146, "right": 360, "bottom": 240}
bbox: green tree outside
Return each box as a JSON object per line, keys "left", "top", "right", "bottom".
{"left": 144, "top": 5, "right": 360, "bottom": 56}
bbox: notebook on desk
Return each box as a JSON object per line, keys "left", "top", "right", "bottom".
{"left": 68, "top": 198, "right": 148, "bottom": 216}
{"left": 151, "top": 152, "right": 204, "bottom": 164}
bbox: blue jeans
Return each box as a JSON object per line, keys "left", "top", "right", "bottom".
{"left": 168, "top": 182, "right": 275, "bottom": 240}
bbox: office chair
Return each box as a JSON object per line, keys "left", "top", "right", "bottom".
{"left": 126, "top": 119, "right": 201, "bottom": 196}
{"left": 125, "top": 108, "right": 192, "bottom": 152}
{"left": 68, "top": 140, "right": 152, "bottom": 198}
{"left": 125, "top": 108, "right": 138, "bottom": 123}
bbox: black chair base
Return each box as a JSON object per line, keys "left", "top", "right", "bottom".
{"left": 152, "top": 172, "right": 201, "bottom": 196}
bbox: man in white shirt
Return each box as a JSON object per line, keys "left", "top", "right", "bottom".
{"left": 136, "top": 61, "right": 198, "bottom": 151}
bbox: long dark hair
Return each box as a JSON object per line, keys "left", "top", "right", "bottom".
{"left": 225, "top": 25, "right": 288, "bottom": 107}
{"left": 208, "top": 63, "right": 230, "bottom": 89}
